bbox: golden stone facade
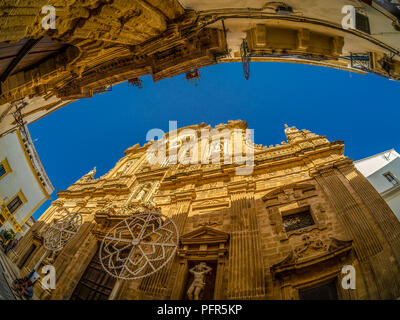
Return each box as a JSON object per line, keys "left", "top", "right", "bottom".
{"left": 9, "top": 120, "right": 400, "bottom": 300}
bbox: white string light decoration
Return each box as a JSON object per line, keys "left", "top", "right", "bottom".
{"left": 99, "top": 211, "right": 179, "bottom": 280}
{"left": 43, "top": 212, "right": 83, "bottom": 252}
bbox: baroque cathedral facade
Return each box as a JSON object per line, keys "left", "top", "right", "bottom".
{"left": 10, "top": 120, "right": 400, "bottom": 300}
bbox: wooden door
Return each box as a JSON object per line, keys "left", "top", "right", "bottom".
{"left": 299, "top": 279, "right": 338, "bottom": 300}
{"left": 70, "top": 249, "right": 116, "bottom": 300}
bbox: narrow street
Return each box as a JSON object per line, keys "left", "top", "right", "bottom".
{"left": 0, "top": 259, "right": 15, "bottom": 300}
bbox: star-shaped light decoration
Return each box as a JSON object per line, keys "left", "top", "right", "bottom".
{"left": 43, "top": 212, "right": 83, "bottom": 251}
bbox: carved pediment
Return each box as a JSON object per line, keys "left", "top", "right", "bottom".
{"left": 262, "top": 183, "right": 316, "bottom": 202}
{"left": 181, "top": 227, "right": 229, "bottom": 245}
{"left": 191, "top": 211, "right": 224, "bottom": 228}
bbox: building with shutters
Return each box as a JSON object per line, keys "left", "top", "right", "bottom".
{"left": 355, "top": 149, "right": 400, "bottom": 221}
{"left": 0, "top": 126, "right": 54, "bottom": 238}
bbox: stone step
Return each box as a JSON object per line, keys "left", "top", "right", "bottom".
{"left": 0, "top": 251, "right": 39, "bottom": 300}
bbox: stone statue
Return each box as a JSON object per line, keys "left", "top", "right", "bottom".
{"left": 77, "top": 167, "right": 97, "bottom": 183}
{"left": 187, "top": 262, "right": 212, "bottom": 300}
{"left": 136, "top": 188, "right": 147, "bottom": 201}
{"left": 135, "top": 183, "right": 151, "bottom": 201}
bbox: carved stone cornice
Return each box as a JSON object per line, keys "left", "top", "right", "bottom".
{"left": 51, "top": 200, "right": 65, "bottom": 207}
{"left": 95, "top": 200, "right": 160, "bottom": 217}
{"left": 93, "top": 200, "right": 161, "bottom": 239}
{"left": 192, "top": 198, "right": 230, "bottom": 211}
{"left": 309, "top": 158, "right": 354, "bottom": 177}
{"left": 227, "top": 179, "right": 255, "bottom": 194}
{"left": 171, "top": 189, "right": 196, "bottom": 203}
{"left": 178, "top": 227, "right": 229, "bottom": 260}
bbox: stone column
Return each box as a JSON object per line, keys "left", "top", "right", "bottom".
{"left": 214, "top": 258, "right": 226, "bottom": 299}
{"left": 170, "top": 260, "right": 188, "bottom": 299}
{"left": 226, "top": 193, "right": 266, "bottom": 299}
{"left": 139, "top": 196, "right": 192, "bottom": 298}
{"left": 338, "top": 164, "right": 400, "bottom": 262}
{"left": 313, "top": 165, "right": 400, "bottom": 299}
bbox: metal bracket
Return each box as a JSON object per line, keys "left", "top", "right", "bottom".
{"left": 240, "top": 38, "right": 250, "bottom": 80}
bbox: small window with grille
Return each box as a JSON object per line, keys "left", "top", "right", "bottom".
{"left": 282, "top": 209, "right": 315, "bottom": 232}
{"left": 355, "top": 12, "right": 370, "bottom": 34}
{"left": 383, "top": 172, "right": 399, "bottom": 186}
{"left": 0, "top": 158, "right": 11, "bottom": 179}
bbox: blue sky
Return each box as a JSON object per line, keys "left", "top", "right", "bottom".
{"left": 29, "top": 62, "right": 400, "bottom": 219}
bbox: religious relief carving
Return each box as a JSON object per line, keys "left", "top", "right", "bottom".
{"left": 293, "top": 234, "right": 327, "bottom": 259}
{"left": 283, "top": 188, "right": 295, "bottom": 201}
{"left": 193, "top": 212, "right": 224, "bottom": 228}
{"left": 273, "top": 235, "right": 352, "bottom": 270}
{"left": 187, "top": 262, "right": 213, "bottom": 300}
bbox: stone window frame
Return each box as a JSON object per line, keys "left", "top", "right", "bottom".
{"left": 383, "top": 171, "right": 399, "bottom": 186}
{"left": 272, "top": 203, "right": 328, "bottom": 242}
{"left": 7, "top": 190, "right": 27, "bottom": 214}
{"left": 263, "top": 183, "right": 329, "bottom": 241}
{"left": 281, "top": 206, "right": 316, "bottom": 234}
{"left": 280, "top": 205, "right": 323, "bottom": 238}
{"left": 0, "top": 158, "right": 11, "bottom": 180}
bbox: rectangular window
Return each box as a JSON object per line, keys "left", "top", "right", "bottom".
{"left": 282, "top": 209, "right": 315, "bottom": 232}
{"left": 0, "top": 158, "right": 11, "bottom": 179}
{"left": 355, "top": 12, "right": 371, "bottom": 34}
{"left": 7, "top": 196, "right": 23, "bottom": 213}
{"left": 383, "top": 172, "right": 399, "bottom": 185}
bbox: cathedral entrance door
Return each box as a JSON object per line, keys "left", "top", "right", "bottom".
{"left": 298, "top": 279, "right": 338, "bottom": 300}
{"left": 70, "top": 248, "right": 116, "bottom": 300}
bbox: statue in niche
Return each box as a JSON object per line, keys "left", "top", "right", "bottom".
{"left": 187, "top": 262, "right": 212, "bottom": 300}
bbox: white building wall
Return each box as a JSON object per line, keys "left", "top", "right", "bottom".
{"left": 355, "top": 150, "right": 400, "bottom": 178}
{"left": 355, "top": 149, "right": 400, "bottom": 220}
{"left": 366, "top": 158, "right": 400, "bottom": 193}
{"left": 0, "top": 130, "right": 50, "bottom": 235}
{"left": 387, "top": 195, "right": 400, "bottom": 221}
